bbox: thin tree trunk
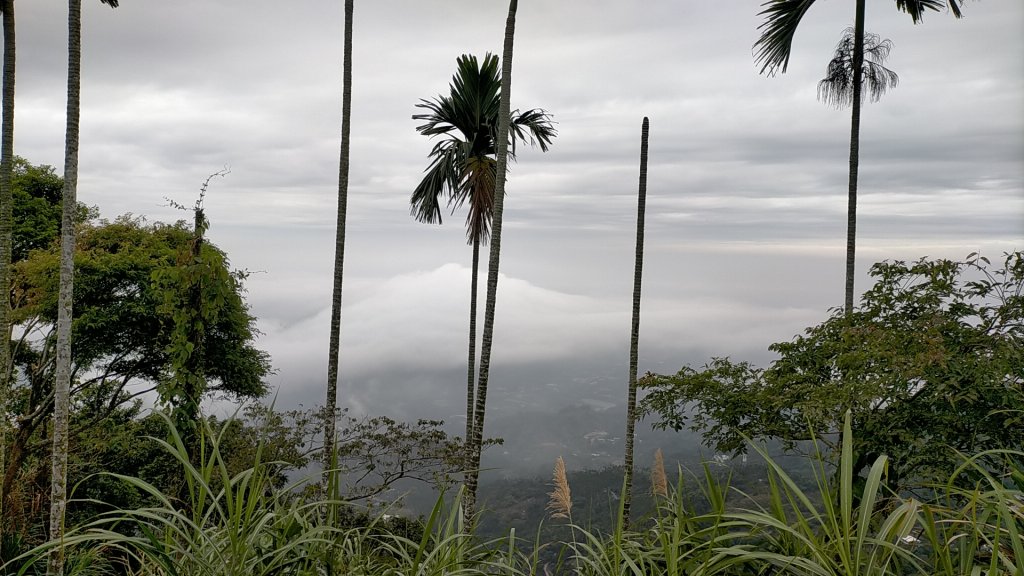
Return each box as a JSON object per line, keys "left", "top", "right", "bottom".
{"left": 50, "top": 0, "right": 82, "bottom": 572}
{"left": 464, "top": 238, "right": 479, "bottom": 468}
{"left": 1, "top": 414, "right": 31, "bottom": 528}
{"left": 845, "top": 0, "right": 865, "bottom": 316}
{"left": 1, "top": 420, "right": 30, "bottom": 531}
{"left": 324, "top": 0, "right": 353, "bottom": 476}
{"left": 832, "top": 0, "right": 866, "bottom": 496}
{"left": 0, "top": 0, "right": 15, "bottom": 537}
{"left": 179, "top": 206, "right": 206, "bottom": 458}
{"left": 621, "top": 116, "right": 649, "bottom": 528}
{"left": 465, "top": 0, "right": 517, "bottom": 517}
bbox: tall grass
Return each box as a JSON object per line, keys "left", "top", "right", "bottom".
{"left": 543, "top": 412, "right": 1022, "bottom": 576}
{"left": 7, "top": 411, "right": 353, "bottom": 575}
{"left": 916, "top": 448, "right": 1024, "bottom": 576}
{"left": 4, "top": 411, "right": 1019, "bottom": 575}
{"left": 715, "top": 413, "right": 923, "bottom": 575}
{"left": 2, "top": 412, "right": 526, "bottom": 576}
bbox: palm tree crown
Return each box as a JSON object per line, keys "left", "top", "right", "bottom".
{"left": 754, "top": 0, "right": 961, "bottom": 75}
{"left": 818, "top": 28, "right": 899, "bottom": 109}
{"left": 411, "top": 53, "right": 554, "bottom": 245}
{"left": 412, "top": 53, "right": 553, "bottom": 494}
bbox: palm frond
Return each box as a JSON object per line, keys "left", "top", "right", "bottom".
{"left": 510, "top": 108, "right": 557, "bottom": 155}
{"left": 415, "top": 54, "right": 502, "bottom": 147}
{"left": 755, "top": 0, "right": 962, "bottom": 76}
{"left": 862, "top": 35, "right": 899, "bottom": 103}
{"left": 895, "top": 0, "right": 962, "bottom": 22}
{"left": 461, "top": 156, "right": 496, "bottom": 244}
{"left": 410, "top": 139, "right": 466, "bottom": 225}
{"left": 817, "top": 28, "right": 899, "bottom": 109}
{"left": 411, "top": 52, "right": 554, "bottom": 242}
{"left": 413, "top": 97, "right": 460, "bottom": 139}
{"left": 99, "top": 0, "right": 119, "bottom": 7}
{"left": 754, "top": 0, "right": 820, "bottom": 76}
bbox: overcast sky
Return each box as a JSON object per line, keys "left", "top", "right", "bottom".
{"left": 12, "top": 2, "right": 1023, "bottom": 429}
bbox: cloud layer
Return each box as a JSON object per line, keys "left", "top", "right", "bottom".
{"left": 11, "top": 1, "right": 1022, "bottom": 425}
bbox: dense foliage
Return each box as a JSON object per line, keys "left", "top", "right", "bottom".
{"left": 1, "top": 160, "right": 271, "bottom": 543}
{"left": 639, "top": 252, "right": 1024, "bottom": 493}
{"left": 4, "top": 412, "right": 1020, "bottom": 575}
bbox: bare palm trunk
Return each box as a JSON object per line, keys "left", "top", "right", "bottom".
{"left": 0, "top": 0, "right": 15, "bottom": 536}
{"left": 621, "top": 116, "right": 649, "bottom": 528}
{"left": 464, "top": 238, "right": 479, "bottom": 467}
{"left": 845, "top": 0, "right": 865, "bottom": 316}
{"left": 50, "top": 0, "right": 82, "bottom": 572}
{"left": 465, "top": 0, "right": 517, "bottom": 517}
{"left": 324, "top": 0, "right": 353, "bottom": 476}
{"left": 833, "top": 0, "right": 866, "bottom": 493}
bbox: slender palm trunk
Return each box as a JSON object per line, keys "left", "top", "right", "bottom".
{"left": 324, "top": 0, "right": 353, "bottom": 476}
{"left": 621, "top": 117, "right": 649, "bottom": 528}
{"left": 465, "top": 0, "right": 517, "bottom": 517}
{"left": 464, "top": 238, "right": 479, "bottom": 466}
{"left": 833, "top": 0, "right": 866, "bottom": 494}
{"left": 845, "top": 0, "right": 865, "bottom": 316}
{"left": 50, "top": 0, "right": 82, "bottom": 572}
{"left": 0, "top": 0, "right": 15, "bottom": 535}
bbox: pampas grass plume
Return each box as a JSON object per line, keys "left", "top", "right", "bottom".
{"left": 652, "top": 448, "right": 668, "bottom": 499}
{"left": 547, "top": 456, "right": 572, "bottom": 520}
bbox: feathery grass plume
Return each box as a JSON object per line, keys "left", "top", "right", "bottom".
{"left": 651, "top": 448, "right": 668, "bottom": 499}
{"left": 547, "top": 456, "right": 572, "bottom": 520}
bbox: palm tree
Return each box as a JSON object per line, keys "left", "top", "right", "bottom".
{"left": 411, "top": 52, "right": 554, "bottom": 465}
{"left": 0, "top": 0, "right": 15, "bottom": 536}
{"left": 754, "top": 0, "right": 963, "bottom": 314}
{"left": 463, "top": 0, "right": 520, "bottom": 517}
{"left": 50, "top": 1, "right": 117, "bottom": 573}
{"left": 323, "top": 0, "right": 353, "bottom": 481}
{"left": 818, "top": 27, "right": 899, "bottom": 308}
{"left": 621, "top": 116, "right": 649, "bottom": 528}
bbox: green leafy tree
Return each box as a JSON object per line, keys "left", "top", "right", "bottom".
{"left": 755, "top": 0, "right": 964, "bottom": 314}
{"left": 411, "top": 51, "right": 554, "bottom": 460}
{"left": 12, "top": 159, "right": 66, "bottom": 262}
{"left": 59, "top": 404, "right": 463, "bottom": 533}
{"left": 7, "top": 158, "right": 96, "bottom": 265}
{"left": 1, "top": 158, "right": 92, "bottom": 550}
{"left": 156, "top": 171, "right": 235, "bottom": 447}
{"left": 283, "top": 405, "right": 470, "bottom": 503}
{"left": 2, "top": 215, "right": 268, "bottom": 533}
{"left": 640, "top": 252, "right": 1024, "bottom": 493}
